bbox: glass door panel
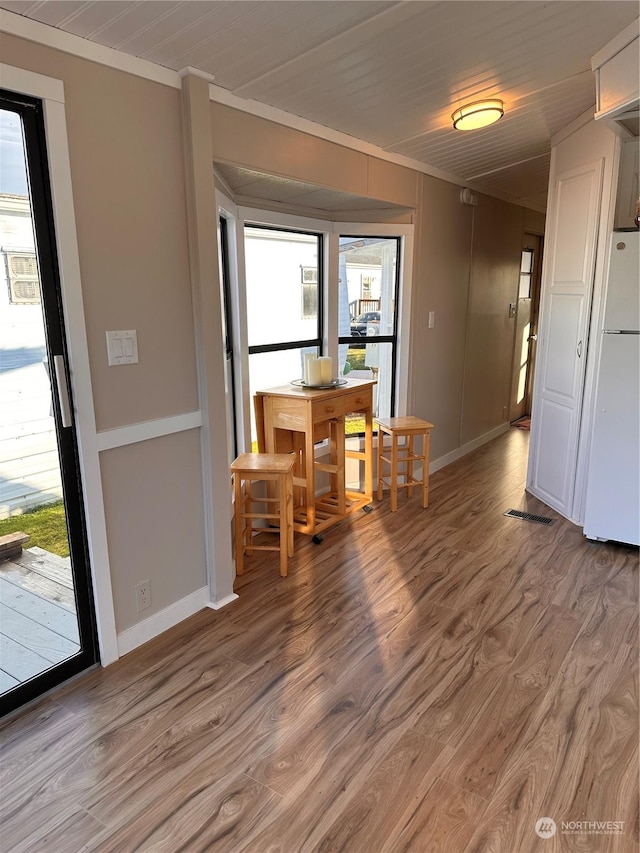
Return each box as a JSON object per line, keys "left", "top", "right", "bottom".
{"left": 0, "top": 95, "right": 97, "bottom": 715}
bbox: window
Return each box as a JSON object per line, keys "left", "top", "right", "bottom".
{"left": 244, "top": 224, "right": 322, "bottom": 443}
{"left": 218, "top": 205, "right": 413, "bottom": 454}
{"left": 5, "top": 251, "right": 41, "bottom": 304}
{"left": 300, "top": 265, "right": 318, "bottom": 319}
{"left": 361, "top": 273, "right": 374, "bottom": 297}
{"left": 519, "top": 248, "right": 534, "bottom": 299}
{"left": 338, "top": 236, "right": 400, "bottom": 429}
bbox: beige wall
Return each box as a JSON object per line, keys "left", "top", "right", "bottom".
{"left": 1, "top": 29, "right": 544, "bottom": 648}
{"left": 99, "top": 431, "right": 206, "bottom": 632}
{"left": 410, "top": 179, "right": 531, "bottom": 458}
{"left": 410, "top": 175, "right": 473, "bottom": 459}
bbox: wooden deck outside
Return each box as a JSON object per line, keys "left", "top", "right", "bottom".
{"left": 0, "top": 546, "right": 79, "bottom": 692}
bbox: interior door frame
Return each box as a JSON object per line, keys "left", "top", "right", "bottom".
{"left": 1, "top": 65, "right": 118, "bottom": 672}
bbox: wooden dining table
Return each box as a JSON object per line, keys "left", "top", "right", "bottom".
{"left": 254, "top": 378, "right": 376, "bottom": 538}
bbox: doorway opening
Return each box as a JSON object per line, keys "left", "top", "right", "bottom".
{"left": 509, "top": 233, "right": 544, "bottom": 426}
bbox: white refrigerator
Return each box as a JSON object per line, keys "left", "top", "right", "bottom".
{"left": 584, "top": 230, "right": 640, "bottom": 546}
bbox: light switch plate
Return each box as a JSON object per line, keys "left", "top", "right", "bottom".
{"left": 106, "top": 330, "right": 138, "bottom": 366}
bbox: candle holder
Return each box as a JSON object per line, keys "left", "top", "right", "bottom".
{"left": 290, "top": 378, "right": 348, "bottom": 389}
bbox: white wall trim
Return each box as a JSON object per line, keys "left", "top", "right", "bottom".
{"left": 117, "top": 585, "right": 211, "bottom": 657}
{"left": 0, "top": 62, "right": 64, "bottom": 102}
{"left": 429, "top": 422, "right": 511, "bottom": 475}
{"left": 96, "top": 411, "right": 202, "bottom": 452}
{"left": 1, "top": 62, "right": 119, "bottom": 665}
{"left": 0, "top": 8, "right": 181, "bottom": 89}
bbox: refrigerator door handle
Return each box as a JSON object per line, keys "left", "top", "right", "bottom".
{"left": 577, "top": 339, "right": 582, "bottom": 358}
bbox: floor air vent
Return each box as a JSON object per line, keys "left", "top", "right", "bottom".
{"left": 504, "top": 509, "right": 554, "bottom": 525}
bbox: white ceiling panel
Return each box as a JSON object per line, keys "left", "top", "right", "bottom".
{"left": 1, "top": 0, "right": 638, "bottom": 212}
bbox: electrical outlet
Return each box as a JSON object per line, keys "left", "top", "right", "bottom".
{"left": 135, "top": 579, "right": 151, "bottom": 612}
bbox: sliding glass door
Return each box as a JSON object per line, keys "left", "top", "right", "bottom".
{"left": 0, "top": 90, "right": 97, "bottom": 715}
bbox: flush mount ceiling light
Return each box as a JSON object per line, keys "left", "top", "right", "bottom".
{"left": 452, "top": 99, "right": 504, "bottom": 131}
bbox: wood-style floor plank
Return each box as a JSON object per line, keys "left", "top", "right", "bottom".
{"left": 1, "top": 428, "right": 637, "bottom": 853}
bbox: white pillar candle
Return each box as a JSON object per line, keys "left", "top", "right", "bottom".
{"left": 307, "top": 357, "right": 323, "bottom": 386}
{"left": 303, "top": 353, "right": 315, "bottom": 384}
{"left": 318, "top": 356, "right": 333, "bottom": 384}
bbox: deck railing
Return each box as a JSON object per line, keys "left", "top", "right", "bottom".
{"left": 349, "top": 298, "right": 380, "bottom": 317}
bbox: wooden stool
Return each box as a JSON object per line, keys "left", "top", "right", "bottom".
{"left": 230, "top": 453, "right": 295, "bottom": 577}
{"left": 375, "top": 417, "right": 434, "bottom": 512}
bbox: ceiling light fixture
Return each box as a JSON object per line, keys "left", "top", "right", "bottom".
{"left": 452, "top": 99, "right": 504, "bottom": 131}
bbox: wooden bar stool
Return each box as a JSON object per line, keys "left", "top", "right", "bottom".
{"left": 375, "top": 417, "right": 434, "bottom": 512}
{"left": 230, "top": 453, "right": 296, "bottom": 577}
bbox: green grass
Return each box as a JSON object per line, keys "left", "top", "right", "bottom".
{"left": 346, "top": 346, "right": 367, "bottom": 371}
{"left": 0, "top": 501, "right": 69, "bottom": 557}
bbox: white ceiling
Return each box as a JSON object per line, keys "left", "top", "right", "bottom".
{"left": 1, "top": 1, "right": 638, "bottom": 212}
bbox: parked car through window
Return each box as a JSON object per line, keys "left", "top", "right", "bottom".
{"left": 350, "top": 311, "right": 380, "bottom": 336}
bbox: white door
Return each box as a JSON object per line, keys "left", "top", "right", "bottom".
{"left": 527, "top": 159, "right": 603, "bottom": 517}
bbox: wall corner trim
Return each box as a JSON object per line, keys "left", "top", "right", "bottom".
{"left": 207, "top": 593, "right": 240, "bottom": 611}
{"left": 116, "top": 585, "right": 210, "bottom": 657}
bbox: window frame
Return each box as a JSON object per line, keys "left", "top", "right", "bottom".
{"left": 338, "top": 233, "right": 402, "bottom": 421}
{"left": 244, "top": 222, "right": 324, "bottom": 356}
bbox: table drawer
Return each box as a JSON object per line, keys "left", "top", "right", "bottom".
{"left": 312, "top": 397, "right": 345, "bottom": 422}
{"left": 342, "top": 389, "right": 372, "bottom": 413}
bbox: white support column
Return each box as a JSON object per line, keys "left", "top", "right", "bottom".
{"left": 180, "top": 71, "right": 237, "bottom": 609}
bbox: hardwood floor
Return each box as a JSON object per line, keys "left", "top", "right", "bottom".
{"left": 1, "top": 428, "right": 638, "bottom": 852}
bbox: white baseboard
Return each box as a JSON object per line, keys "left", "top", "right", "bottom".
{"left": 117, "top": 585, "right": 211, "bottom": 657}
{"left": 429, "top": 422, "right": 511, "bottom": 475}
